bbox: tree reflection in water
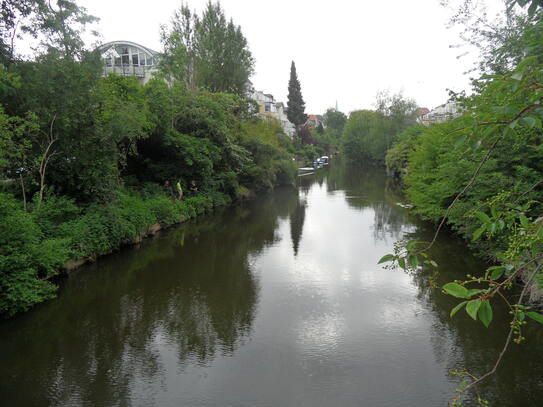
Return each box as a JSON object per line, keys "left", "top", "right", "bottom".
{"left": 0, "top": 187, "right": 300, "bottom": 406}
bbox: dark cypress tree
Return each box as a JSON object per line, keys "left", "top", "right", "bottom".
{"left": 286, "top": 61, "right": 307, "bottom": 126}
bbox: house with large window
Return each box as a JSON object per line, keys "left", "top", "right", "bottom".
{"left": 98, "top": 40, "right": 159, "bottom": 84}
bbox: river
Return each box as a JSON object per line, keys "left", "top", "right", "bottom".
{"left": 1, "top": 163, "right": 542, "bottom": 406}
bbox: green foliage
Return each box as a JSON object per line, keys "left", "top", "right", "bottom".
{"left": 342, "top": 92, "right": 418, "bottom": 164}
{"left": 286, "top": 61, "right": 307, "bottom": 126}
{"left": 323, "top": 108, "right": 347, "bottom": 131}
{"left": 342, "top": 110, "right": 388, "bottom": 162}
{"left": 381, "top": 4, "right": 543, "bottom": 399}
{"left": 0, "top": 193, "right": 62, "bottom": 316}
{"left": 385, "top": 125, "right": 425, "bottom": 176}
{"left": 160, "top": 1, "right": 254, "bottom": 94}
{"left": 0, "top": 0, "right": 297, "bottom": 318}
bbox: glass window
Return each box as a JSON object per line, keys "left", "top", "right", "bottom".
{"left": 132, "top": 53, "right": 139, "bottom": 65}
{"left": 105, "top": 57, "right": 112, "bottom": 67}
{"left": 116, "top": 46, "right": 129, "bottom": 55}
{"left": 146, "top": 57, "right": 154, "bottom": 66}
{"left": 122, "top": 55, "right": 129, "bottom": 65}
{"left": 114, "top": 57, "right": 121, "bottom": 66}
{"left": 265, "top": 103, "right": 271, "bottom": 112}
{"left": 139, "top": 53, "right": 146, "bottom": 66}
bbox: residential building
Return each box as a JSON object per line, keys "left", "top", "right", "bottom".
{"left": 250, "top": 90, "right": 296, "bottom": 138}
{"left": 419, "top": 101, "right": 461, "bottom": 125}
{"left": 305, "top": 114, "right": 323, "bottom": 128}
{"left": 98, "top": 40, "right": 159, "bottom": 84}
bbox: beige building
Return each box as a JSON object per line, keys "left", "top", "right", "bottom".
{"left": 250, "top": 90, "right": 296, "bottom": 138}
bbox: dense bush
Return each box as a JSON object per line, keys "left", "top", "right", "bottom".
{"left": 385, "top": 125, "right": 426, "bottom": 177}
{"left": 0, "top": 194, "right": 66, "bottom": 316}
{"left": 0, "top": 186, "right": 235, "bottom": 316}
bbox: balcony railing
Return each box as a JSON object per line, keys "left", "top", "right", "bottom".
{"left": 103, "top": 65, "right": 147, "bottom": 78}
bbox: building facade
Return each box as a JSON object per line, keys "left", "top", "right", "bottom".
{"left": 98, "top": 40, "right": 159, "bottom": 84}
{"left": 418, "top": 101, "right": 461, "bottom": 125}
{"left": 250, "top": 90, "right": 296, "bottom": 139}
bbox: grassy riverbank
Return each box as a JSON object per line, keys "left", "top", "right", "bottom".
{"left": 0, "top": 188, "right": 236, "bottom": 317}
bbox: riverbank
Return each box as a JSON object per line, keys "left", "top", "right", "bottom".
{"left": 3, "top": 164, "right": 541, "bottom": 407}
{"left": 0, "top": 188, "right": 238, "bottom": 317}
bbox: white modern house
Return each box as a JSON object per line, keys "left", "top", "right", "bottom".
{"left": 419, "top": 101, "right": 462, "bottom": 125}
{"left": 275, "top": 102, "right": 296, "bottom": 139}
{"left": 98, "top": 40, "right": 159, "bottom": 84}
{"left": 250, "top": 90, "right": 296, "bottom": 139}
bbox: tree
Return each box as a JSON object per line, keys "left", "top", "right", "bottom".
{"left": 0, "top": 0, "right": 38, "bottom": 63}
{"left": 379, "top": 2, "right": 543, "bottom": 402}
{"left": 323, "top": 108, "right": 346, "bottom": 132}
{"left": 375, "top": 90, "right": 419, "bottom": 151}
{"left": 160, "top": 1, "right": 254, "bottom": 95}
{"left": 159, "top": 3, "right": 194, "bottom": 88}
{"left": 341, "top": 110, "right": 388, "bottom": 162}
{"left": 286, "top": 61, "right": 306, "bottom": 126}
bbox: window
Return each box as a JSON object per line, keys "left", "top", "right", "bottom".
{"left": 146, "top": 57, "right": 154, "bottom": 66}
{"left": 132, "top": 53, "right": 139, "bottom": 65}
{"left": 139, "top": 53, "right": 146, "bottom": 66}
{"left": 121, "top": 54, "right": 129, "bottom": 65}
{"left": 105, "top": 57, "right": 112, "bottom": 67}
{"left": 114, "top": 57, "right": 121, "bottom": 66}
{"left": 116, "top": 46, "right": 129, "bottom": 55}
{"left": 265, "top": 103, "right": 271, "bottom": 112}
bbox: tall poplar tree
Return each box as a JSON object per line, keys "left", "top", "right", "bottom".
{"left": 286, "top": 61, "right": 306, "bottom": 126}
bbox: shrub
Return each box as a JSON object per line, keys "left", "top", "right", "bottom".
{"left": 0, "top": 193, "right": 63, "bottom": 316}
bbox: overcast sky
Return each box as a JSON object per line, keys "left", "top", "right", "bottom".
{"left": 77, "top": 0, "right": 505, "bottom": 114}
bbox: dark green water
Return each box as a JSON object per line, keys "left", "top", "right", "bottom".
{"left": 1, "top": 164, "right": 542, "bottom": 406}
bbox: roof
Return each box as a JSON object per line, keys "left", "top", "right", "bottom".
{"left": 418, "top": 107, "right": 430, "bottom": 116}
{"left": 97, "top": 40, "right": 159, "bottom": 56}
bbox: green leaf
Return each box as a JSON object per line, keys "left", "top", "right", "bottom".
{"left": 511, "top": 72, "right": 523, "bottom": 81}
{"left": 378, "top": 254, "right": 396, "bottom": 264}
{"left": 450, "top": 301, "right": 468, "bottom": 317}
{"left": 467, "top": 289, "right": 485, "bottom": 298}
{"left": 473, "top": 225, "right": 487, "bottom": 241}
{"left": 454, "top": 134, "right": 468, "bottom": 148}
{"left": 429, "top": 260, "right": 438, "bottom": 268}
{"left": 466, "top": 299, "right": 482, "bottom": 320}
{"left": 489, "top": 222, "right": 497, "bottom": 234}
{"left": 490, "top": 267, "right": 504, "bottom": 281}
{"left": 509, "top": 119, "right": 519, "bottom": 129}
{"left": 519, "top": 214, "right": 530, "bottom": 228}
{"left": 478, "top": 300, "right": 493, "bottom": 327}
{"left": 521, "top": 116, "right": 536, "bottom": 129}
{"left": 398, "top": 257, "right": 406, "bottom": 270}
{"left": 406, "top": 240, "right": 419, "bottom": 251}
{"left": 475, "top": 211, "right": 490, "bottom": 224}
{"left": 443, "top": 282, "right": 469, "bottom": 299}
{"left": 408, "top": 255, "right": 419, "bottom": 269}
{"left": 527, "top": 311, "right": 543, "bottom": 324}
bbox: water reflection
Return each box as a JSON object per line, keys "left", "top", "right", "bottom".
{"left": 289, "top": 195, "right": 307, "bottom": 256}
{"left": 1, "top": 163, "right": 542, "bottom": 407}
{"left": 0, "top": 188, "right": 300, "bottom": 406}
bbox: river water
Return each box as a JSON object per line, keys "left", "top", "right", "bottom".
{"left": 1, "top": 164, "right": 542, "bottom": 406}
